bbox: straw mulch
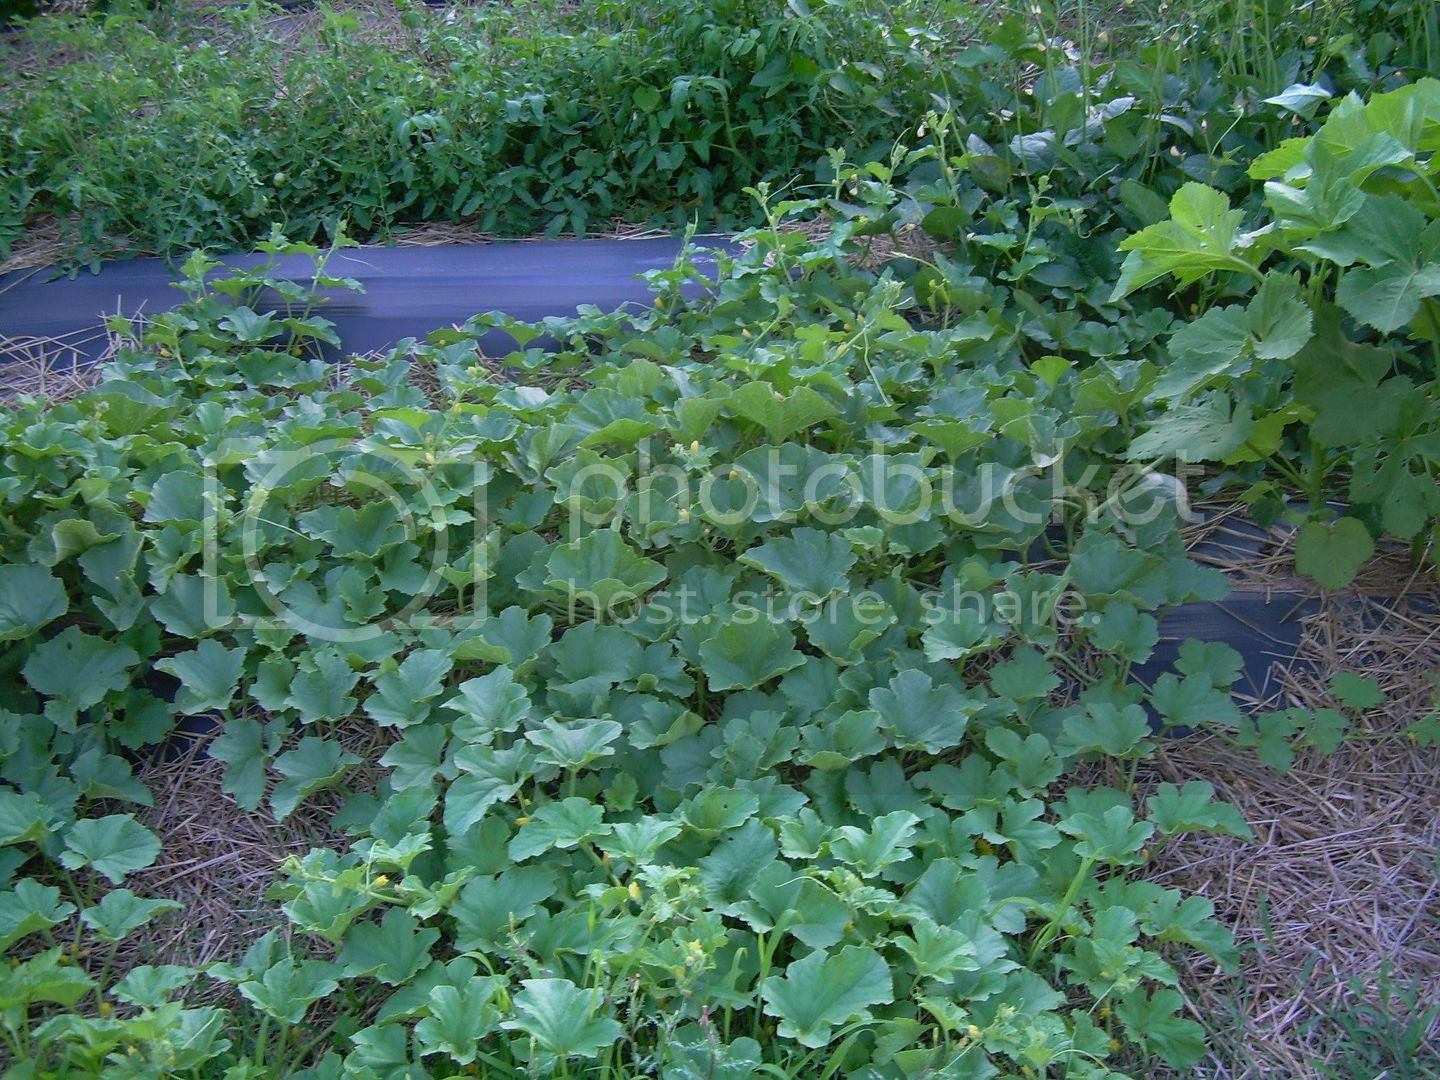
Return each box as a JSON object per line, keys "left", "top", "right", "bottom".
{"left": 1129, "top": 511, "right": 1440, "bottom": 1078}
{"left": 0, "top": 329, "right": 112, "bottom": 402}
{"left": 112, "top": 715, "right": 396, "bottom": 999}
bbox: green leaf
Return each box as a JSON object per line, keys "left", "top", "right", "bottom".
{"left": 868, "top": 668, "right": 975, "bottom": 753}
{"left": 1059, "top": 702, "right": 1154, "bottom": 758}
{"left": 79, "top": 889, "right": 181, "bottom": 941}
{"left": 1246, "top": 272, "right": 1314, "bottom": 360}
{"left": 806, "top": 593, "right": 896, "bottom": 662}
{"left": 151, "top": 573, "right": 235, "bottom": 638}
{"left": 0, "top": 880, "right": 76, "bottom": 951}
{"left": 238, "top": 959, "right": 341, "bottom": 1024}
{"left": 545, "top": 529, "right": 667, "bottom": 609}
{"left": 1146, "top": 781, "right": 1253, "bottom": 839}
{"left": 523, "top": 717, "right": 622, "bottom": 770}
{"left": 1149, "top": 672, "right": 1245, "bottom": 730}
{"left": 0, "top": 791, "right": 51, "bottom": 846}
{"left": 111, "top": 965, "right": 193, "bottom": 1008}
{"left": 829, "top": 810, "right": 920, "bottom": 876}
{"left": 143, "top": 471, "right": 207, "bottom": 524}
{"left": 1336, "top": 261, "right": 1440, "bottom": 334}
{"left": 413, "top": 978, "right": 502, "bottom": 1064}
{"left": 454, "top": 606, "right": 552, "bottom": 667}
{"left": 271, "top": 737, "right": 361, "bottom": 820}
{"left": 285, "top": 650, "right": 362, "bottom": 725}
{"left": 989, "top": 647, "right": 1059, "bottom": 702}
{"left": 739, "top": 527, "right": 857, "bottom": 598}
{"left": 760, "top": 946, "right": 894, "bottom": 1048}
{"left": 1264, "top": 82, "right": 1332, "bottom": 119}
{"left": 155, "top": 641, "right": 246, "bottom": 714}
{"left": 22, "top": 627, "right": 138, "bottom": 714}
{"left": 1154, "top": 305, "right": 1251, "bottom": 401}
{"left": 339, "top": 907, "right": 440, "bottom": 985}
{"left": 508, "top": 797, "right": 611, "bottom": 861}
{"left": 1295, "top": 517, "right": 1374, "bottom": 588}
{"left": 501, "top": 978, "right": 624, "bottom": 1059}
{"left": 0, "top": 565, "right": 67, "bottom": 642}
{"left": 1128, "top": 393, "right": 1254, "bottom": 463}
{"left": 700, "top": 615, "right": 805, "bottom": 691}
{"left": 1057, "top": 806, "right": 1153, "bottom": 864}
{"left": 0, "top": 948, "right": 95, "bottom": 1008}
{"left": 921, "top": 608, "right": 1002, "bottom": 663}
{"left": 548, "top": 622, "right": 642, "bottom": 697}
{"left": 299, "top": 500, "right": 407, "bottom": 557}
{"left": 364, "top": 649, "right": 452, "bottom": 728}
{"left": 209, "top": 717, "right": 268, "bottom": 811}
{"left": 681, "top": 787, "right": 760, "bottom": 836}
{"left": 1112, "top": 183, "right": 1267, "bottom": 299}
{"left": 1331, "top": 672, "right": 1383, "bottom": 710}
{"left": 60, "top": 814, "right": 161, "bottom": 884}
{"left": 445, "top": 665, "right": 531, "bottom": 742}
{"left": 894, "top": 917, "right": 980, "bottom": 980}
{"left": 728, "top": 382, "right": 839, "bottom": 442}
{"left": 1116, "top": 988, "right": 1206, "bottom": 1067}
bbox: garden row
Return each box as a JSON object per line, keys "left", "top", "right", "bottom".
{"left": 0, "top": 0, "right": 1437, "bottom": 1076}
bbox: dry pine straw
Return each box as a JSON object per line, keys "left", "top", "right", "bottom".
{"left": 1121, "top": 513, "right": 1440, "bottom": 1079}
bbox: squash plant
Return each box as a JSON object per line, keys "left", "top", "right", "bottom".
{"left": 0, "top": 218, "right": 1267, "bottom": 1077}
{"left": 1111, "top": 78, "right": 1440, "bottom": 587}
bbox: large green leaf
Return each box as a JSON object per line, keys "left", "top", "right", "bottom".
{"left": 501, "top": 978, "right": 624, "bottom": 1059}
{"left": 0, "top": 880, "right": 76, "bottom": 951}
{"left": 0, "top": 565, "right": 67, "bottom": 642}
{"left": 728, "top": 382, "right": 839, "bottom": 442}
{"left": 699, "top": 615, "right": 805, "bottom": 691}
{"left": 271, "top": 737, "right": 361, "bottom": 820}
{"left": 155, "top": 641, "right": 246, "bottom": 714}
{"left": 545, "top": 529, "right": 666, "bottom": 609}
{"left": 508, "top": 797, "right": 611, "bottom": 861}
{"left": 60, "top": 814, "right": 161, "bottom": 884}
{"left": 22, "top": 627, "right": 138, "bottom": 715}
{"left": 364, "top": 649, "right": 452, "bottom": 728}
{"left": 868, "top": 669, "right": 974, "bottom": 753}
{"left": 339, "top": 907, "right": 439, "bottom": 985}
{"left": 445, "top": 665, "right": 531, "bottom": 742}
{"left": 1112, "top": 183, "right": 1270, "bottom": 298}
{"left": 413, "top": 978, "right": 502, "bottom": 1064}
{"left": 760, "top": 946, "right": 894, "bottom": 1048}
{"left": 738, "top": 527, "right": 857, "bottom": 598}
{"left": 79, "top": 889, "right": 182, "bottom": 942}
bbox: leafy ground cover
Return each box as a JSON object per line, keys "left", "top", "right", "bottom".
{"left": 0, "top": 0, "right": 1438, "bottom": 1077}
{"left": 0, "top": 0, "right": 1434, "bottom": 270}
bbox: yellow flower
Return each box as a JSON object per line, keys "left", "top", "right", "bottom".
{"left": 628, "top": 881, "right": 643, "bottom": 901}
{"left": 515, "top": 816, "right": 530, "bottom": 826}
{"left": 373, "top": 874, "right": 390, "bottom": 887}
